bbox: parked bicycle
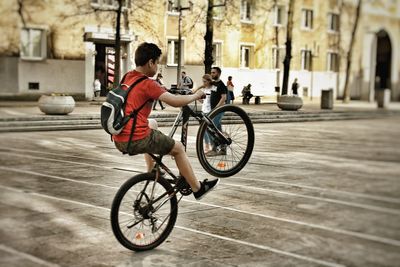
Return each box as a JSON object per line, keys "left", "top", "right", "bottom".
{"left": 111, "top": 89, "right": 254, "bottom": 251}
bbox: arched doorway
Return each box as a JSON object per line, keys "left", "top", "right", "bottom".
{"left": 375, "top": 30, "right": 392, "bottom": 90}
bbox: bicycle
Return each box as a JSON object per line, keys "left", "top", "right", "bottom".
{"left": 110, "top": 89, "right": 255, "bottom": 251}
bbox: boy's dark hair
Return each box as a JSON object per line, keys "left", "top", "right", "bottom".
{"left": 228, "top": 76, "right": 232, "bottom": 80}
{"left": 135, "top": 42, "right": 162, "bottom": 66}
{"left": 212, "top": 66, "right": 222, "bottom": 74}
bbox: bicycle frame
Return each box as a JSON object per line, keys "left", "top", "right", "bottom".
{"left": 145, "top": 104, "right": 231, "bottom": 202}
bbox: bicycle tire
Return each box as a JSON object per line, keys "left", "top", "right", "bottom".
{"left": 196, "top": 104, "right": 254, "bottom": 177}
{"left": 110, "top": 173, "right": 178, "bottom": 251}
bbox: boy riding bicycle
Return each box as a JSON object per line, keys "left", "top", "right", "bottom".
{"left": 113, "top": 42, "right": 219, "bottom": 200}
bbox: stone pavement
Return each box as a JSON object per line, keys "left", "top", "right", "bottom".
{"left": 0, "top": 118, "right": 399, "bottom": 266}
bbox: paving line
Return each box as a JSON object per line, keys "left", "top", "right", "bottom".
{"left": 1, "top": 166, "right": 400, "bottom": 247}
{"left": 227, "top": 177, "right": 400, "bottom": 204}
{"left": 0, "top": 243, "right": 60, "bottom": 267}
{"left": 0, "top": 184, "right": 346, "bottom": 267}
{"left": 3, "top": 148, "right": 400, "bottom": 205}
{"left": 1, "top": 151, "right": 399, "bottom": 216}
{"left": 222, "top": 182, "right": 400, "bottom": 215}
{"left": 176, "top": 226, "right": 346, "bottom": 267}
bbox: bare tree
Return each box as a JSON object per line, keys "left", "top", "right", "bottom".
{"left": 204, "top": 0, "right": 215, "bottom": 74}
{"left": 281, "top": 0, "right": 295, "bottom": 95}
{"left": 114, "top": 0, "right": 123, "bottom": 87}
{"left": 342, "top": 0, "right": 362, "bottom": 103}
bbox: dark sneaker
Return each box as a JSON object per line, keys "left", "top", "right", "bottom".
{"left": 193, "top": 179, "right": 220, "bottom": 200}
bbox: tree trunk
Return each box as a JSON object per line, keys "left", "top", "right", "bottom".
{"left": 281, "top": 0, "right": 295, "bottom": 95}
{"left": 204, "top": 0, "right": 214, "bottom": 74}
{"left": 335, "top": 0, "right": 343, "bottom": 100}
{"left": 342, "top": 0, "right": 362, "bottom": 103}
{"left": 114, "top": 0, "right": 122, "bottom": 87}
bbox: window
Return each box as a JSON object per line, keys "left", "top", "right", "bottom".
{"left": 167, "top": 0, "right": 179, "bottom": 13}
{"left": 301, "top": 50, "right": 312, "bottom": 71}
{"left": 240, "top": 0, "right": 252, "bottom": 22}
{"left": 20, "top": 28, "right": 46, "bottom": 60}
{"left": 328, "top": 13, "right": 339, "bottom": 32}
{"left": 167, "top": 39, "right": 183, "bottom": 66}
{"left": 301, "top": 9, "right": 313, "bottom": 30}
{"left": 240, "top": 45, "right": 252, "bottom": 68}
{"left": 273, "top": 5, "right": 285, "bottom": 26}
{"left": 212, "top": 43, "right": 222, "bottom": 66}
{"left": 272, "top": 47, "right": 284, "bottom": 69}
{"left": 327, "top": 52, "right": 339, "bottom": 72}
{"left": 91, "top": 0, "right": 128, "bottom": 10}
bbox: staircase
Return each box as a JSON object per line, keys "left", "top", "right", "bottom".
{"left": 0, "top": 110, "right": 397, "bottom": 132}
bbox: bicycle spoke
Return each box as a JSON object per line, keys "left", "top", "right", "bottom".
{"left": 112, "top": 174, "right": 178, "bottom": 251}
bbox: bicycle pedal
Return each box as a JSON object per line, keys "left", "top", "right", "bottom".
{"left": 176, "top": 177, "right": 192, "bottom": 196}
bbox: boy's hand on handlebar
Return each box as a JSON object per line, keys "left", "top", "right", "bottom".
{"left": 194, "top": 89, "right": 205, "bottom": 100}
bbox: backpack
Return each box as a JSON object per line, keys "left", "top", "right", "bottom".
{"left": 100, "top": 75, "right": 147, "bottom": 151}
{"left": 185, "top": 76, "right": 193, "bottom": 89}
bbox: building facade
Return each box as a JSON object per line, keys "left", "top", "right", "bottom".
{"left": 0, "top": 0, "right": 399, "bottom": 101}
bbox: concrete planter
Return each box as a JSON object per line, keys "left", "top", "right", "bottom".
{"left": 277, "top": 95, "right": 303, "bottom": 111}
{"left": 38, "top": 95, "right": 75, "bottom": 115}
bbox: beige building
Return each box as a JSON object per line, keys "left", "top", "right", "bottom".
{"left": 0, "top": 0, "right": 399, "bottom": 101}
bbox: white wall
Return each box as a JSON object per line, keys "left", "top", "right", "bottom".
{"left": 159, "top": 64, "right": 338, "bottom": 100}
{"left": 18, "top": 59, "right": 85, "bottom": 95}
{"left": 0, "top": 57, "right": 19, "bottom": 94}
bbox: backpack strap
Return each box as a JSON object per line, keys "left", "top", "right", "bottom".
{"left": 126, "top": 99, "right": 150, "bottom": 153}
{"left": 120, "top": 76, "right": 148, "bottom": 126}
{"left": 122, "top": 76, "right": 149, "bottom": 153}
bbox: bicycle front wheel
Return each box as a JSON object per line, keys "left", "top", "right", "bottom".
{"left": 110, "top": 173, "right": 178, "bottom": 251}
{"left": 196, "top": 104, "right": 254, "bottom": 177}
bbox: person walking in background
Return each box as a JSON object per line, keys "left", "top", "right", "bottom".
{"left": 226, "top": 76, "right": 235, "bottom": 104}
{"left": 153, "top": 73, "right": 165, "bottom": 110}
{"left": 178, "top": 71, "right": 194, "bottom": 90}
{"left": 93, "top": 78, "right": 101, "bottom": 99}
{"left": 291, "top": 78, "right": 299, "bottom": 96}
{"left": 192, "top": 74, "right": 215, "bottom": 153}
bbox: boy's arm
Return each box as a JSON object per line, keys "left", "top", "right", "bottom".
{"left": 159, "top": 90, "right": 204, "bottom": 107}
{"left": 192, "top": 85, "right": 205, "bottom": 93}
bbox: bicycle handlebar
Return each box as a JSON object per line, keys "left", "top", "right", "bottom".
{"left": 168, "top": 88, "right": 193, "bottom": 95}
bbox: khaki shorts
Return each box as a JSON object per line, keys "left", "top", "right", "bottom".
{"left": 114, "top": 129, "right": 175, "bottom": 156}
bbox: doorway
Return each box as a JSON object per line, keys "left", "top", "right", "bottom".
{"left": 375, "top": 30, "right": 392, "bottom": 90}
{"left": 95, "top": 44, "right": 115, "bottom": 96}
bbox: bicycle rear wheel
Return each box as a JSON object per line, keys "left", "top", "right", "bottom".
{"left": 110, "top": 173, "right": 178, "bottom": 251}
{"left": 196, "top": 104, "right": 254, "bottom": 177}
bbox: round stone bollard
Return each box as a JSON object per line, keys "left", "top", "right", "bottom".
{"left": 38, "top": 95, "right": 75, "bottom": 115}
{"left": 277, "top": 95, "right": 303, "bottom": 111}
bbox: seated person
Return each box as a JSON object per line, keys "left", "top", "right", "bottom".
{"left": 241, "top": 84, "right": 253, "bottom": 104}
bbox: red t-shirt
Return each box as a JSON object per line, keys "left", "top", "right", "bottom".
{"left": 113, "top": 70, "right": 167, "bottom": 142}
